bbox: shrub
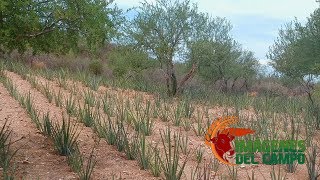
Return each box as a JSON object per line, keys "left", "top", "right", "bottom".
{"left": 88, "top": 60, "right": 103, "bottom": 75}
{"left": 251, "top": 80, "right": 288, "bottom": 97}
{"left": 108, "top": 46, "right": 154, "bottom": 78}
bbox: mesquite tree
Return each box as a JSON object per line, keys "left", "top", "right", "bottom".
{"left": 268, "top": 8, "right": 320, "bottom": 128}
{"left": 0, "top": 0, "right": 120, "bottom": 55}
{"left": 127, "top": 0, "right": 229, "bottom": 96}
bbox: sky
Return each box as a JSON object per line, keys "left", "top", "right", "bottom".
{"left": 114, "top": 0, "right": 319, "bottom": 68}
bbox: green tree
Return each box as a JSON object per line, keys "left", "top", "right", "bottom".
{"left": 0, "top": 0, "right": 121, "bottom": 55}
{"left": 268, "top": 9, "right": 320, "bottom": 79}
{"left": 126, "top": 0, "right": 216, "bottom": 96}
{"left": 188, "top": 39, "right": 258, "bottom": 92}
{"left": 268, "top": 8, "right": 320, "bottom": 128}
{"left": 108, "top": 46, "right": 155, "bottom": 78}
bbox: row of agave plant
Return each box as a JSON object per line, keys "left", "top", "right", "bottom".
{"left": 1, "top": 59, "right": 320, "bottom": 179}
{"left": 3, "top": 60, "right": 222, "bottom": 179}
{"left": 0, "top": 72, "right": 97, "bottom": 180}
{"left": 20, "top": 69, "right": 215, "bottom": 179}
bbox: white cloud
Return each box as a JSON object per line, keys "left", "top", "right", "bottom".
{"left": 192, "top": 0, "right": 318, "bottom": 61}
{"left": 114, "top": 0, "right": 319, "bottom": 66}
{"left": 114, "top": 0, "right": 156, "bottom": 9}
{"left": 259, "top": 59, "right": 271, "bottom": 65}
{"left": 115, "top": 0, "right": 318, "bottom": 23}
{"left": 193, "top": 0, "right": 318, "bottom": 21}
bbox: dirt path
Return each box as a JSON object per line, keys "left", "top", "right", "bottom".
{"left": 4, "top": 71, "right": 157, "bottom": 179}
{"left": 0, "top": 83, "right": 76, "bottom": 179}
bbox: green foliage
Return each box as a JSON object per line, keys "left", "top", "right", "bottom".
{"left": 190, "top": 161, "right": 214, "bottom": 180}
{"left": 136, "top": 134, "right": 151, "bottom": 170}
{"left": 0, "top": 0, "right": 121, "bottom": 54}
{"left": 268, "top": 9, "right": 320, "bottom": 79}
{"left": 227, "top": 166, "right": 238, "bottom": 180}
{"left": 54, "top": 90, "right": 63, "bottom": 107}
{"left": 179, "top": 135, "right": 188, "bottom": 155}
{"left": 0, "top": 118, "right": 19, "bottom": 180}
{"left": 51, "top": 115, "right": 79, "bottom": 156}
{"left": 108, "top": 46, "right": 154, "bottom": 78}
{"left": 104, "top": 117, "right": 117, "bottom": 146}
{"left": 88, "top": 60, "right": 103, "bottom": 75}
{"left": 66, "top": 95, "right": 77, "bottom": 116}
{"left": 195, "top": 146, "right": 204, "bottom": 164}
{"left": 42, "top": 112, "right": 53, "bottom": 136}
{"left": 188, "top": 39, "right": 258, "bottom": 84}
{"left": 314, "top": 84, "right": 320, "bottom": 100}
{"left": 126, "top": 0, "right": 257, "bottom": 95}
{"left": 193, "top": 111, "right": 205, "bottom": 136}
{"left": 127, "top": 0, "right": 213, "bottom": 96}
{"left": 150, "top": 146, "right": 161, "bottom": 177}
{"left": 128, "top": 100, "right": 154, "bottom": 136}
{"left": 43, "top": 82, "right": 53, "bottom": 103}
{"left": 78, "top": 105, "right": 99, "bottom": 127}
{"left": 67, "top": 146, "right": 97, "bottom": 180}
{"left": 306, "top": 145, "right": 320, "bottom": 180}
{"left": 83, "top": 90, "right": 97, "bottom": 107}
{"left": 158, "top": 129, "right": 188, "bottom": 180}
{"left": 268, "top": 9, "right": 320, "bottom": 130}
{"left": 172, "top": 102, "right": 183, "bottom": 126}
{"left": 270, "top": 165, "right": 287, "bottom": 180}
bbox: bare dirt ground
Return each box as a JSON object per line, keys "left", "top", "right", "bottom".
{"left": 0, "top": 83, "right": 76, "bottom": 179}
{"left": 3, "top": 71, "right": 157, "bottom": 179}
{"left": 0, "top": 70, "right": 313, "bottom": 180}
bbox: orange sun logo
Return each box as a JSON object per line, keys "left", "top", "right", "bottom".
{"left": 205, "top": 116, "right": 255, "bottom": 165}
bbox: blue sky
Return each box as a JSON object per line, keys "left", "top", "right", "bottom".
{"left": 114, "top": 0, "right": 319, "bottom": 67}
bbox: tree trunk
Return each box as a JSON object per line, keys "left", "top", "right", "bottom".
{"left": 222, "top": 78, "right": 228, "bottom": 93}
{"left": 166, "top": 61, "right": 177, "bottom": 96}
{"left": 171, "top": 70, "right": 177, "bottom": 96}
{"left": 165, "top": 70, "right": 171, "bottom": 96}
{"left": 239, "top": 79, "right": 248, "bottom": 92}
{"left": 230, "top": 77, "right": 239, "bottom": 93}
{"left": 300, "top": 78, "right": 319, "bottom": 129}
{"left": 163, "top": 52, "right": 196, "bottom": 96}
{"left": 177, "top": 63, "right": 197, "bottom": 95}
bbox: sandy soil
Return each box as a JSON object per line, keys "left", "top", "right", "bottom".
{"left": 4, "top": 71, "right": 157, "bottom": 179}
{"left": 0, "top": 83, "right": 76, "bottom": 179}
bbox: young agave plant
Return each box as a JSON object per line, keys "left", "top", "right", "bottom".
{"left": 306, "top": 145, "right": 320, "bottom": 180}
{"left": 51, "top": 115, "right": 80, "bottom": 156}
{"left": 182, "top": 118, "right": 192, "bottom": 131}
{"left": 129, "top": 101, "right": 154, "bottom": 136}
{"left": 78, "top": 105, "right": 99, "bottom": 127}
{"left": 172, "top": 102, "right": 183, "bottom": 126}
{"left": 0, "top": 118, "right": 21, "bottom": 179}
{"left": 66, "top": 95, "right": 77, "bottom": 116}
{"left": 67, "top": 144, "right": 97, "bottom": 180}
{"left": 136, "top": 133, "right": 151, "bottom": 170}
{"left": 179, "top": 135, "right": 189, "bottom": 155}
{"left": 158, "top": 129, "right": 188, "bottom": 180}
{"left": 182, "top": 98, "right": 194, "bottom": 118}
{"left": 57, "top": 91, "right": 65, "bottom": 108}
{"left": 270, "top": 165, "right": 287, "bottom": 180}
{"left": 43, "top": 82, "right": 53, "bottom": 103}
{"left": 227, "top": 166, "right": 238, "bottom": 180}
{"left": 150, "top": 145, "right": 161, "bottom": 177}
{"left": 190, "top": 161, "right": 214, "bottom": 180}
{"left": 196, "top": 146, "right": 204, "bottom": 164}
{"left": 83, "top": 90, "right": 97, "bottom": 107}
